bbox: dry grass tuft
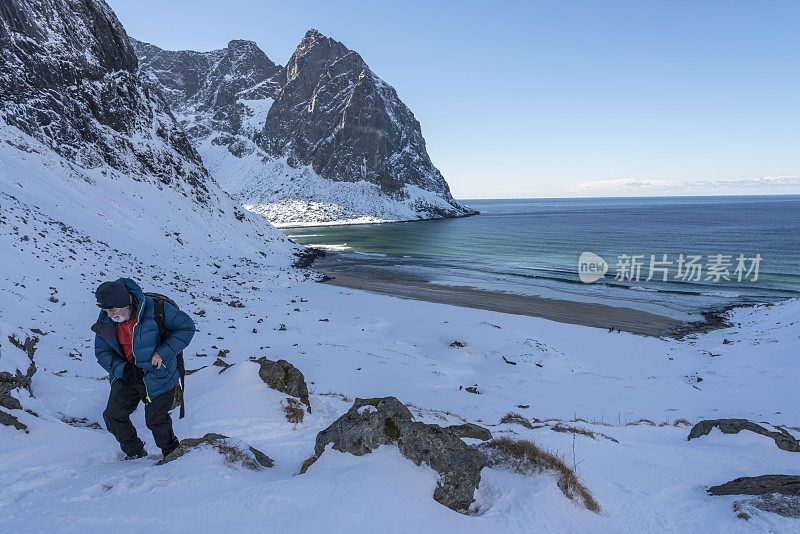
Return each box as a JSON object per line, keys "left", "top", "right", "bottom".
{"left": 299, "top": 453, "right": 318, "bottom": 474}
{"left": 551, "top": 423, "right": 619, "bottom": 443}
{"left": 626, "top": 418, "right": 656, "bottom": 426}
{"left": 481, "top": 437, "right": 601, "bottom": 513}
{"left": 319, "top": 391, "right": 352, "bottom": 403}
{"left": 284, "top": 398, "right": 305, "bottom": 423}
{"left": 672, "top": 418, "right": 692, "bottom": 427}
{"left": 500, "top": 412, "right": 536, "bottom": 429}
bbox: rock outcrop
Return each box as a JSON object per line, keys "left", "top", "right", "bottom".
{"left": 0, "top": 333, "right": 38, "bottom": 432}
{"left": 709, "top": 475, "right": 800, "bottom": 519}
{"left": 254, "top": 357, "right": 311, "bottom": 411}
{"left": 133, "top": 31, "right": 477, "bottom": 225}
{"left": 687, "top": 419, "right": 800, "bottom": 452}
{"left": 708, "top": 475, "right": 800, "bottom": 497}
{"left": 302, "top": 396, "right": 487, "bottom": 513}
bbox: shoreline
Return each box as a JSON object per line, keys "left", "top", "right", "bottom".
{"left": 276, "top": 210, "right": 480, "bottom": 229}
{"left": 317, "top": 270, "right": 728, "bottom": 337}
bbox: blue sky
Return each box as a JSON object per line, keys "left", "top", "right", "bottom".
{"left": 108, "top": 0, "right": 799, "bottom": 198}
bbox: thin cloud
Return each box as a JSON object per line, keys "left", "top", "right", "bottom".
{"left": 568, "top": 175, "right": 800, "bottom": 196}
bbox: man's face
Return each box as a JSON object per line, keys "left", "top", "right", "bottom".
{"left": 106, "top": 306, "right": 131, "bottom": 323}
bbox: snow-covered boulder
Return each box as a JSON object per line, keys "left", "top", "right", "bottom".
{"left": 157, "top": 432, "right": 273, "bottom": 469}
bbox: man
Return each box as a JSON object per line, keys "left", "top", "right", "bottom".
{"left": 91, "top": 277, "right": 195, "bottom": 459}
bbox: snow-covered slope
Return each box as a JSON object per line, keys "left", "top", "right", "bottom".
{"left": 133, "top": 32, "right": 478, "bottom": 227}
{"left": 3, "top": 212, "right": 800, "bottom": 532}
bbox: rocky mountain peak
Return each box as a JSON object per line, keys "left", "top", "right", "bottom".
{"left": 284, "top": 29, "right": 354, "bottom": 87}
{"left": 134, "top": 28, "right": 477, "bottom": 224}
{"left": 225, "top": 39, "right": 279, "bottom": 77}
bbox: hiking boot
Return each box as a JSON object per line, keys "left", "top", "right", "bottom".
{"left": 162, "top": 443, "right": 179, "bottom": 459}
{"left": 123, "top": 448, "right": 148, "bottom": 460}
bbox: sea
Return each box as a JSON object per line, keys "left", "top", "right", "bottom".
{"left": 281, "top": 196, "right": 800, "bottom": 322}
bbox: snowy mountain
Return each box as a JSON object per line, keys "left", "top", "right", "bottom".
{"left": 132, "top": 31, "right": 478, "bottom": 227}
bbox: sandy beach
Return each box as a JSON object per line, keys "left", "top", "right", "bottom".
{"left": 320, "top": 271, "right": 691, "bottom": 337}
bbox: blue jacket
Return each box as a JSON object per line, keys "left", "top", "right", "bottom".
{"left": 91, "top": 277, "right": 195, "bottom": 402}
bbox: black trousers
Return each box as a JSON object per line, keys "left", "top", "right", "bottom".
{"left": 102, "top": 364, "right": 179, "bottom": 457}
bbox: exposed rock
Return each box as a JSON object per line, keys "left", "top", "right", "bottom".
{"left": 212, "top": 358, "right": 233, "bottom": 373}
{"left": 1, "top": 334, "right": 38, "bottom": 412}
{"left": 254, "top": 357, "right": 310, "bottom": 411}
{"left": 688, "top": 419, "right": 800, "bottom": 452}
{"left": 157, "top": 432, "right": 273, "bottom": 469}
{"left": 7, "top": 333, "right": 38, "bottom": 361}
{"left": 248, "top": 446, "right": 274, "bottom": 468}
{"left": 303, "top": 396, "right": 487, "bottom": 513}
{"left": 708, "top": 475, "right": 800, "bottom": 497}
{"left": 0, "top": 394, "right": 21, "bottom": 411}
{"left": 60, "top": 414, "right": 102, "bottom": 429}
{"left": 292, "top": 247, "right": 326, "bottom": 269}
{"left": 0, "top": 409, "right": 27, "bottom": 432}
{"left": 445, "top": 423, "right": 493, "bottom": 441}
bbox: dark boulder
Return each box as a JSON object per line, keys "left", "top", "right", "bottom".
{"left": 0, "top": 409, "right": 27, "bottom": 432}
{"left": 708, "top": 475, "right": 800, "bottom": 497}
{"left": 254, "top": 357, "right": 310, "bottom": 411}
{"left": 688, "top": 419, "right": 800, "bottom": 452}
{"left": 304, "top": 396, "right": 487, "bottom": 513}
{"left": 709, "top": 475, "right": 800, "bottom": 519}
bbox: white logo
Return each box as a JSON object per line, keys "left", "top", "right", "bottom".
{"left": 578, "top": 252, "right": 608, "bottom": 283}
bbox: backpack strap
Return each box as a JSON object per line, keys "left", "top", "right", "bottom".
{"left": 151, "top": 296, "right": 186, "bottom": 419}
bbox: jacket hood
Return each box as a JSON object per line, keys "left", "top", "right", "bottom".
{"left": 116, "top": 277, "right": 145, "bottom": 305}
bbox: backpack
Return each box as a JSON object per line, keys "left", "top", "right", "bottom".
{"left": 144, "top": 292, "right": 186, "bottom": 419}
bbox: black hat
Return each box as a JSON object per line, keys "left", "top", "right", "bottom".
{"left": 95, "top": 281, "right": 132, "bottom": 309}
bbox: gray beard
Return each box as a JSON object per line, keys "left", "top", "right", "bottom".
{"left": 110, "top": 309, "right": 131, "bottom": 322}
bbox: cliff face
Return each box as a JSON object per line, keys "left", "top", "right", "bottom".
{"left": 133, "top": 31, "right": 476, "bottom": 225}
{"left": 0, "top": 0, "right": 210, "bottom": 202}
{"left": 264, "top": 30, "right": 459, "bottom": 203}
{"left": 0, "top": 0, "right": 301, "bottom": 265}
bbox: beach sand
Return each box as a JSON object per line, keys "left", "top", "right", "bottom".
{"left": 320, "top": 271, "right": 691, "bottom": 337}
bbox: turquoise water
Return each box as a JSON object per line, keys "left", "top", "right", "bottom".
{"left": 282, "top": 196, "right": 800, "bottom": 320}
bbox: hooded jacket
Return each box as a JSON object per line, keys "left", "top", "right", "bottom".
{"left": 91, "top": 277, "right": 195, "bottom": 402}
